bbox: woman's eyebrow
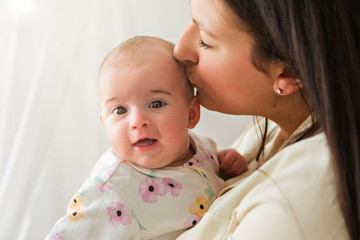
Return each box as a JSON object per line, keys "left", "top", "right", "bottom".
{"left": 192, "top": 18, "right": 218, "bottom": 39}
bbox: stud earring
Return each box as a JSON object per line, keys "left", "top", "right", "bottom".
{"left": 276, "top": 88, "right": 283, "bottom": 95}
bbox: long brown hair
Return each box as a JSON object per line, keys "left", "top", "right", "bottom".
{"left": 224, "top": 0, "right": 360, "bottom": 238}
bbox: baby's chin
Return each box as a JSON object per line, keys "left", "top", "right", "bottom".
{"left": 115, "top": 154, "right": 169, "bottom": 169}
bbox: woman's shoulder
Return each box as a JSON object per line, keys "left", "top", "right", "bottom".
{"left": 239, "top": 133, "right": 348, "bottom": 239}
{"left": 260, "top": 132, "right": 331, "bottom": 201}
{"left": 265, "top": 132, "right": 329, "bottom": 172}
{"left": 212, "top": 133, "right": 348, "bottom": 239}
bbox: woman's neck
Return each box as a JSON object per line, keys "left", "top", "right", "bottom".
{"left": 270, "top": 91, "right": 311, "bottom": 141}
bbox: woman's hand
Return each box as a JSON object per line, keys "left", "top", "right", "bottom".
{"left": 218, "top": 149, "right": 248, "bottom": 180}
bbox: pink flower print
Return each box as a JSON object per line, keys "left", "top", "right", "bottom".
{"left": 99, "top": 169, "right": 116, "bottom": 192}
{"left": 107, "top": 202, "right": 132, "bottom": 227}
{"left": 138, "top": 177, "right": 166, "bottom": 202}
{"left": 163, "top": 178, "right": 182, "bottom": 197}
{"left": 184, "top": 157, "right": 203, "bottom": 167}
{"left": 49, "top": 233, "right": 64, "bottom": 240}
{"left": 108, "top": 169, "right": 116, "bottom": 178}
{"left": 206, "top": 153, "right": 216, "bottom": 165}
{"left": 100, "top": 183, "right": 112, "bottom": 193}
{"left": 184, "top": 214, "right": 202, "bottom": 228}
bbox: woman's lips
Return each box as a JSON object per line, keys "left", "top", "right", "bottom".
{"left": 132, "top": 138, "right": 158, "bottom": 152}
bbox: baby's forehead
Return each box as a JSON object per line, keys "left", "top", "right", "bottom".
{"left": 100, "top": 61, "right": 191, "bottom": 98}
{"left": 105, "top": 45, "right": 176, "bottom": 68}
{"left": 100, "top": 49, "right": 186, "bottom": 82}
{"left": 99, "top": 40, "right": 191, "bottom": 97}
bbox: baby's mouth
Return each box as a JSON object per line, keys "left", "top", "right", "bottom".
{"left": 132, "top": 138, "right": 157, "bottom": 148}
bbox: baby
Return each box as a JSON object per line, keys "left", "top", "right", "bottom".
{"left": 46, "top": 36, "right": 247, "bottom": 240}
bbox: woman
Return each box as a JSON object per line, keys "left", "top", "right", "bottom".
{"left": 174, "top": 0, "right": 359, "bottom": 239}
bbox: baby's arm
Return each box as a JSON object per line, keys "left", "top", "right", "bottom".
{"left": 218, "top": 149, "right": 248, "bottom": 179}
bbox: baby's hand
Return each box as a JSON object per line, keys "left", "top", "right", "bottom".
{"left": 218, "top": 149, "right": 248, "bottom": 179}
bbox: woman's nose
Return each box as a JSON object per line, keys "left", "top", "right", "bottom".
{"left": 173, "top": 22, "right": 199, "bottom": 64}
{"left": 129, "top": 110, "right": 150, "bottom": 130}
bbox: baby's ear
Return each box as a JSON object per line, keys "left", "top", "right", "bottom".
{"left": 188, "top": 97, "right": 201, "bottom": 129}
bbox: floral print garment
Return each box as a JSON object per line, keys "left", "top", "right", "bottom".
{"left": 46, "top": 133, "right": 224, "bottom": 240}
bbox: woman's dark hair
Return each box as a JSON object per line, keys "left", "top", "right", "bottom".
{"left": 223, "top": 0, "right": 360, "bottom": 238}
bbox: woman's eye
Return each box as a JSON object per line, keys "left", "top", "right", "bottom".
{"left": 199, "top": 38, "right": 211, "bottom": 49}
{"left": 149, "top": 100, "right": 165, "bottom": 109}
{"left": 113, "top": 106, "right": 127, "bottom": 115}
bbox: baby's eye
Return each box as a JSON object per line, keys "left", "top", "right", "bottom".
{"left": 149, "top": 100, "right": 165, "bottom": 109}
{"left": 113, "top": 106, "right": 127, "bottom": 115}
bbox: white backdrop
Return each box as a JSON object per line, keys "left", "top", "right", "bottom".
{"left": 0, "top": 1, "right": 250, "bottom": 239}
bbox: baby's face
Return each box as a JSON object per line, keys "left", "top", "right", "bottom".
{"left": 98, "top": 51, "right": 196, "bottom": 168}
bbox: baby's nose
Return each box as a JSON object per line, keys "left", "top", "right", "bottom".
{"left": 129, "top": 111, "right": 150, "bottom": 130}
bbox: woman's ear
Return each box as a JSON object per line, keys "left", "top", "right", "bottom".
{"left": 272, "top": 63, "right": 302, "bottom": 95}
{"left": 187, "top": 96, "right": 201, "bottom": 129}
